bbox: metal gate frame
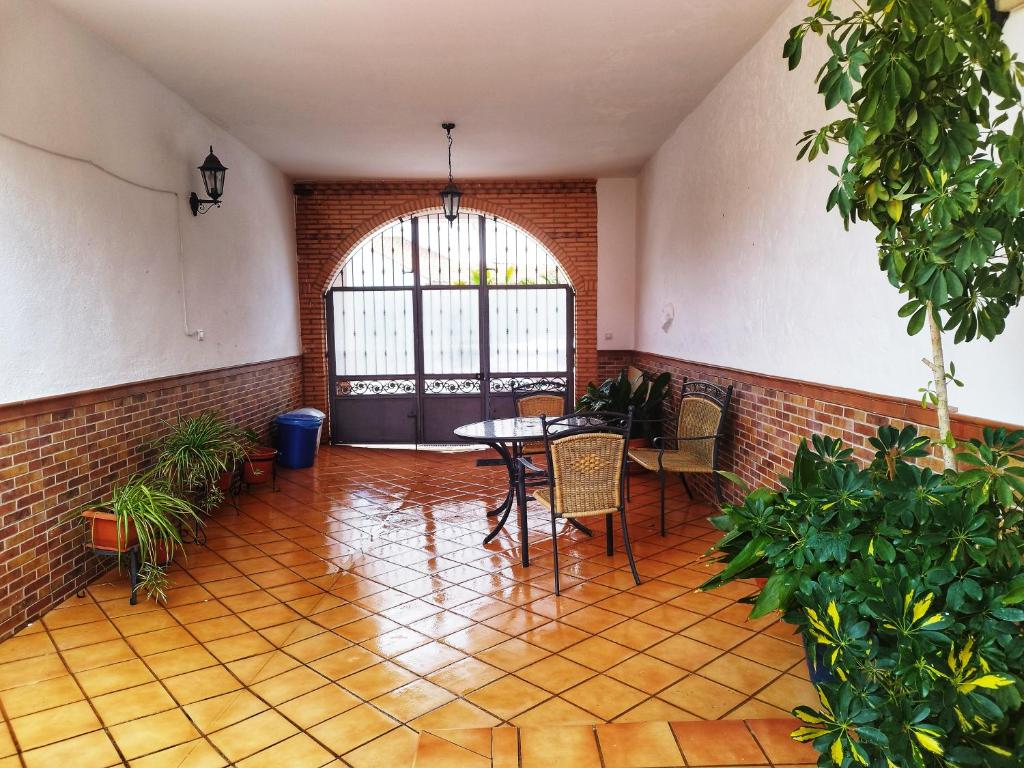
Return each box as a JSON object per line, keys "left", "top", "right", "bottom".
{"left": 326, "top": 213, "right": 575, "bottom": 445}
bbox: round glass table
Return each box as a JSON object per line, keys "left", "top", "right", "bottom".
{"left": 454, "top": 417, "right": 595, "bottom": 565}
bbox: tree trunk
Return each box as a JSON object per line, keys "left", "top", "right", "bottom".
{"left": 926, "top": 301, "right": 956, "bottom": 471}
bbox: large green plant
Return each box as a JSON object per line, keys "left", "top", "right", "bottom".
{"left": 576, "top": 368, "right": 671, "bottom": 438}
{"left": 785, "top": 0, "right": 1024, "bottom": 468}
{"left": 702, "top": 426, "right": 1024, "bottom": 766}
{"left": 153, "top": 410, "right": 245, "bottom": 512}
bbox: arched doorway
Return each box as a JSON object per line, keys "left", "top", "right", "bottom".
{"left": 325, "top": 210, "right": 575, "bottom": 444}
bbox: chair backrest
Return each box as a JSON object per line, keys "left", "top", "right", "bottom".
{"left": 541, "top": 409, "right": 632, "bottom": 517}
{"left": 513, "top": 379, "right": 567, "bottom": 419}
{"left": 675, "top": 379, "right": 733, "bottom": 466}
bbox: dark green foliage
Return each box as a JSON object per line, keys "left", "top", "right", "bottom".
{"left": 786, "top": 0, "right": 1024, "bottom": 343}
{"left": 575, "top": 368, "right": 671, "bottom": 439}
{"left": 702, "top": 426, "right": 1024, "bottom": 766}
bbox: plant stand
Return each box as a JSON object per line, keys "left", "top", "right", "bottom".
{"left": 81, "top": 546, "right": 141, "bottom": 605}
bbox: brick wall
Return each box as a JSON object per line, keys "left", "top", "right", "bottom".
{"left": 598, "top": 350, "right": 1013, "bottom": 506}
{"left": 295, "top": 180, "right": 598, "bottom": 432}
{"left": 0, "top": 357, "right": 302, "bottom": 640}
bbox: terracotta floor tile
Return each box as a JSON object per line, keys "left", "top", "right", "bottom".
{"left": 671, "top": 719, "right": 767, "bottom": 765}
{"left": 344, "top": 727, "right": 418, "bottom": 768}
{"left": 310, "top": 646, "right": 383, "bottom": 680}
{"left": 372, "top": 678, "right": 455, "bottom": 721}
{"left": 61, "top": 638, "right": 136, "bottom": 672}
{"left": 599, "top": 618, "right": 673, "bottom": 651}
{"left": 258, "top": 618, "right": 324, "bottom": 648}
{"left": 10, "top": 699, "right": 101, "bottom": 750}
{"left": 250, "top": 665, "right": 329, "bottom": 705}
{"left": 235, "top": 733, "right": 333, "bottom": 767}
{"left": 411, "top": 698, "right": 502, "bottom": 731}
{"left": 0, "top": 674, "right": 83, "bottom": 718}
{"left": 22, "top": 730, "right": 121, "bottom": 768}
{"left": 426, "top": 657, "right": 505, "bottom": 696}
{"left": 510, "top": 696, "right": 599, "bottom": 727}
{"left": 613, "top": 697, "right": 696, "bottom": 723}
{"left": 519, "top": 621, "right": 590, "bottom": 652}
{"left": 476, "top": 638, "right": 550, "bottom": 672}
{"left": 660, "top": 675, "right": 746, "bottom": 719}
{"left": 184, "top": 690, "right": 269, "bottom": 732}
{"left": 466, "top": 675, "right": 551, "bottom": 720}
{"left": 0, "top": 632, "right": 55, "bottom": 664}
{"left": 559, "top": 605, "right": 626, "bottom": 633}
{"left": 276, "top": 684, "right": 360, "bottom": 729}
{"left": 394, "top": 641, "right": 466, "bottom": 675}
{"left": 207, "top": 709, "right": 298, "bottom": 763}
{"left": 204, "top": 631, "right": 275, "bottom": 663}
{"left": 237, "top": 603, "right": 302, "bottom": 631}
{"left": 520, "top": 725, "right": 601, "bottom": 768}
{"left": 93, "top": 681, "right": 178, "bottom": 725}
{"left": 728, "top": 699, "right": 794, "bottom": 720}
{"left": 733, "top": 634, "right": 808, "bottom": 672}
{"left": 307, "top": 705, "right": 398, "bottom": 755}
{"left": 647, "top": 635, "right": 723, "bottom": 670}
{"left": 413, "top": 731, "right": 490, "bottom": 768}
{"left": 284, "top": 631, "right": 352, "bottom": 662}
{"left": 746, "top": 718, "right": 819, "bottom": 764}
{"left": 164, "top": 665, "right": 242, "bottom": 705}
{"left": 560, "top": 636, "right": 635, "bottom": 671}
{"left": 113, "top": 610, "right": 179, "bottom": 636}
{"left": 755, "top": 674, "right": 819, "bottom": 712}
{"left": 144, "top": 644, "right": 219, "bottom": 677}
{"left": 227, "top": 650, "right": 300, "bottom": 685}
{"left": 606, "top": 653, "right": 687, "bottom": 694}
{"left": 562, "top": 675, "right": 647, "bottom": 720}
{"left": 128, "top": 626, "right": 196, "bottom": 656}
{"left": 49, "top": 620, "right": 120, "bottom": 650}
{"left": 442, "top": 624, "right": 511, "bottom": 654}
{"left": 518, "top": 654, "right": 596, "bottom": 693}
{"left": 76, "top": 659, "right": 155, "bottom": 697}
{"left": 701, "top": 653, "right": 782, "bottom": 695}
{"left": 110, "top": 708, "right": 202, "bottom": 760}
{"left": 683, "top": 618, "right": 756, "bottom": 650}
{"left": 597, "top": 721, "right": 685, "bottom": 767}
{"left": 128, "top": 738, "right": 228, "bottom": 768}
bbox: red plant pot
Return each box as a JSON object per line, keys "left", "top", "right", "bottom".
{"left": 243, "top": 447, "right": 277, "bottom": 485}
{"left": 151, "top": 540, "right": 175, "bottom": 566}
{"left": 216, "top": 469, "right": 234, "bottom": 492}
{"left": 83, "top": 508, "right": 138, "bottom": 553}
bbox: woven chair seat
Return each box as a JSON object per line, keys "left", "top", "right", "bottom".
{"left": 629, "top": 446, "right": 714, "bottom": 474}
{"left": 532, "top": 488, "right": 617, "bottom": 519}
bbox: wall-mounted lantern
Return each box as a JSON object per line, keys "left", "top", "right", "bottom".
{"left": 189, "top": 146, "right": 227, "bottom": 216}
{"left": 439, "top": 123, "right": 461, "bottom": 223}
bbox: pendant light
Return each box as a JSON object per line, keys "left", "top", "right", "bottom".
{"left": 439, "top": 123, "right": 461, "bottom": 223}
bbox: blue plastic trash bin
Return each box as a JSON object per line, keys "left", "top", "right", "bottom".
{"left": 274, "top": 413, "right": 323, "bottom": 469}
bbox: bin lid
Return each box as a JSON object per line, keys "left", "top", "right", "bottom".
{"left": 275, "top": 413, "right": 323, "bottom": 427}
{"left": 284, "top": 408, "right": 326, "bottom": 419}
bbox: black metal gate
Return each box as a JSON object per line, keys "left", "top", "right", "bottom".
{"left": 326, "top": 212, "right": 575, "bottom": 445}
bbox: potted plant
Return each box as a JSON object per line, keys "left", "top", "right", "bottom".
{"left": 701, "top": 426, "right": 1023, "bottom": 763}
{"left": 241, "top": 428, "right": 277, "bottom": 486}
{"left": 81, "top": 475, "right": 201, "bottom": 601}
{"left": 576, "top": 368, "right": 671, "bottom": 446}
{"left": 153, "top": 410, "right": 246, "bottom": 512}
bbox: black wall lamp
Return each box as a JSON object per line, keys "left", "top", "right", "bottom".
{"left": 189, "top": 146, "right": 227, "bottom": 216}
{"left": 439, "top": 123, "right": 461, "bottom": 223}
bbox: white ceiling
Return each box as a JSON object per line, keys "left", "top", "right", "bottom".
{"left": 48, "top": 0, "right": 790, "bottom": 180}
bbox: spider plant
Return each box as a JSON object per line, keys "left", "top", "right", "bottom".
{"left": 153, "top": 411, "right": 246, "bottom": 512}
{"left": 137, "top": 562, "right": 170, "bottom": 604}
{"left": 108, "top": 475, "right": 200, "bottom": 565}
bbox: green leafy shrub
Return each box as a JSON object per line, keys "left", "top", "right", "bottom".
{"left": 576, "top": 368, "right": 671, "bottom": 439}
{"left": 153, "top": 410, "right": 246, "bottom": 512}
{"left": 702, "top": 426, "right": 1024, "bottom": 765}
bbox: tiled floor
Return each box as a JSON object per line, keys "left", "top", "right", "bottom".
{"left": 0, "top": 446, "right": 816, "bottom": 767}
{"left": 414, "top": 719, "right": 816, "bottom": 767}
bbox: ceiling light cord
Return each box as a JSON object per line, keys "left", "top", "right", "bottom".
{"left": 446, "top": 125, "right": 455, "bottom": 183}
{"left": 0, "top": 129, "right": 200, "bottom": 339}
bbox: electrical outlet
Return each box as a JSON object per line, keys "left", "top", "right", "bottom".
{"left": 197, "top": 329, "right": 204, "bottom": 341}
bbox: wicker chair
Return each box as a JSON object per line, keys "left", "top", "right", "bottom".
{"left": 520, "top": 409, "right": 639, "bottom": 595}
{"left": 512, "top": 379, "right": 567, "bottom": 457}
{"left": 628, "top": 379, "right": 733, "bottom": 536}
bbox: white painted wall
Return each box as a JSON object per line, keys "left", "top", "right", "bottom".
{"left": 0, "top": 0, "right": 301, "bottom": 404}
{"left": 597, "top": 178, "right": 638, "bottom": 350}
{"left": 635, "top": 1, "right": 1024, "bottom": 425}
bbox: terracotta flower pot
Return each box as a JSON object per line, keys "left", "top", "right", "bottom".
{"left": 151, "top": 539, "right": 175, "bottom": 566}
{"left": 217, "top": 469, "right": 235, "bottom": 492}
{"left": 83, "top": 508, "right": 138, "bottom": 553}
{"left": 754, "top": 577, "right": 769, "bottom": 588}
{"left": 243, "top": 447, "right": 277, "bottom": 485}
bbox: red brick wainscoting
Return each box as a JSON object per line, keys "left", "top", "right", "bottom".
{"left": 597, "top": 350, "right": 1019, "bottom": 505}
{"left": 0, "top": 356, "right": 302, "bottom": 641}
{"left": 294, "top": 180, "right": 599, "bottom": 434}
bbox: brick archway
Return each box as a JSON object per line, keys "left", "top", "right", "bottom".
{"left": 295, "top": 180, "right": 598, "bottom": 432}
